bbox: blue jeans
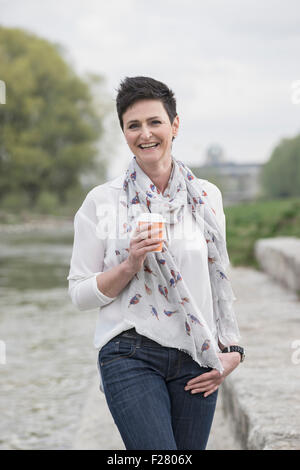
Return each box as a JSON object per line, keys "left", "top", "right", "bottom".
{"left": 98, "top": 328, "right": 218, "bottom": 450}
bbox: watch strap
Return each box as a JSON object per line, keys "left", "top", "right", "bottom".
{"left": 222, "top": 345, "right": 245, "bottom": 362}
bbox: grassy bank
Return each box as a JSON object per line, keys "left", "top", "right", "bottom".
{"left": 225, "top": 197, "right": 300, "bottom": 268}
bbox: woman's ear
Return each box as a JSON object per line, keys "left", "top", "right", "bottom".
{"left": 172, "top": 114, "right": 179, "bottom": 138}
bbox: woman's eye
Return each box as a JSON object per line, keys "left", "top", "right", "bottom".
{"left": 128, "top": 120, "right": 160, "bottom": 129}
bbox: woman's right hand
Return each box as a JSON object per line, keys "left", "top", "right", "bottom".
{"left": 125, "top": 225, "right": 163, "bottom": 274}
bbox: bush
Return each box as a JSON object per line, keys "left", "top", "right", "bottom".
{"left": 35, "top": 190, "right": 60, "bottom": 214}
{"left": 1, "top": 191, "right": 31, "bottom": 213}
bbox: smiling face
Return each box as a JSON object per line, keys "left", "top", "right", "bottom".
{"left": 122, "top": 99, "right": 179, "bottom": 169}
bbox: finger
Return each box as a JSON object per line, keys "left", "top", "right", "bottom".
{"left": 132, "top": 227, "right": 161, "bottom": 243}
{"left": 135, "top": 241, "right": 163, "bottom": 255}
{"left": 186, "top": 370, "right": 220, "bottom": 386}
{"left": 185, "top": 379, "right": 216, "bottom": 391}
{"left": 194, "top": 374, "right": 223, "bottom": 388}
{"left": 141, "top": 243, "right": 162, "bottom": 254}
{"left": 139, "top": 237, "right": 164, "bottom": 248}
{"left": 133, "top": 234, "right": 165, "bottom": 251}
{"left": 139, "top": 227, "right": 162, "bottom": 241}
{"left": 203, "top": 386, "right": 219, "bottom": 398}
{"left": 131, "top": 223, "right": 151, "bottom": 236}
{"left": 185, "top": 378, "right": 213, "bottom": 387}
{"left": 190, "top": 385, "right": 219, "bottom": 396}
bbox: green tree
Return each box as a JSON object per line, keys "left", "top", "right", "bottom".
{"left": 0, "top": 27, "right": 107, "bottom": 210}
{"left": 260, "top": 133, "right": 300, "bottom": 199}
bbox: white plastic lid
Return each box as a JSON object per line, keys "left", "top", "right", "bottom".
{"left": 136, "top": 212, "right": 165, "bottom": 223}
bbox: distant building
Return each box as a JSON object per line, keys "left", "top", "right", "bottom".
{"left": 191, "top": 144, "right": 263, "bottom": 206}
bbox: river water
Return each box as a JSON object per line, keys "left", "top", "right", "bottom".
{"left": 0, "top": 222, "right": 100, "bottom": 450}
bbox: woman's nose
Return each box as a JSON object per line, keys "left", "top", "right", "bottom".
{"left": 140, "top": 125, "right": 152, "bottom": 140}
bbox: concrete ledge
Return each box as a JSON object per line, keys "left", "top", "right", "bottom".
{"left": 254, "top": 237, "right": 300, "bottom": 293}
{"left": 222, "top": 375, "right": 300, "bottom": 450}
{"left": 221, "top": 265, "right": 300, "bottom": 449}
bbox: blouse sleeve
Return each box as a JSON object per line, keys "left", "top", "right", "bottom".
{"left": 67, "top": 189, "right": 117, "bottom": 311}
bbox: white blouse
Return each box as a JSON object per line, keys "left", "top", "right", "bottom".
{"left": 67, "top": 172, "right": 227, "bottom": 391}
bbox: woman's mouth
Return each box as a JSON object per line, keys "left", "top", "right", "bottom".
{"left": 138, "top": 143, "right": 160, "bottom": 151}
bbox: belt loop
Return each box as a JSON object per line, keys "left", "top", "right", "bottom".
{"left": 135, "top": 332, "right": 142, "bottom": 349}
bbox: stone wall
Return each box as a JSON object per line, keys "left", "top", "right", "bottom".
{"left": 254, "top": 236, "right": 300, "bottom": 294}
{"left": 220, "top": 237, "right": 300, "bottom": 449}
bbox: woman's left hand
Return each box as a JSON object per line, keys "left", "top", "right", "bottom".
{"left": 184, "top": 352, "right": 241, "bottom": 397}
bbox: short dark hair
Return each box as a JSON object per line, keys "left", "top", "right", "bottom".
{"left": 116, "top": 76, "right": 177, "bottom": 132}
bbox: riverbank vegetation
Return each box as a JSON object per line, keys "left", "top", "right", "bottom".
{"left": 225, "top": 196, "right": 300, "bottom": 268}
{"left": 0, "top": 26, "right": 110, "bottom": 214}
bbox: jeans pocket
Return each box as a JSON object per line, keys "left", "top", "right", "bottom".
{"left": 99, "top": 339, "right": 137, "bottom": 367}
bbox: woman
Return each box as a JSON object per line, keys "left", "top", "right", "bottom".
{"left": 67, "top": 76, "right": 244, "bottom": 450}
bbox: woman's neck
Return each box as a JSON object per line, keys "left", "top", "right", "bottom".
{"left": 136, "top": 157, "right": 173, "bottom": 194}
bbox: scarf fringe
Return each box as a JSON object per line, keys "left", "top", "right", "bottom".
{"left": 123, "top": 320, "right": 225, "bottom": 375}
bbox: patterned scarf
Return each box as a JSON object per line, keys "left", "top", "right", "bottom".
{"left": 116, "top": 155, "right": 240, "bottom": 373}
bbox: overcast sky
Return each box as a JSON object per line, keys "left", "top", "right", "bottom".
{"left": 1, "top": 0, "right": 300, "bottom": 178}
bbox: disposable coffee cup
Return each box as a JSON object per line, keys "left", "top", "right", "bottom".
{"left": 137, "top": 213, "right": 166, "bottom": 252}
